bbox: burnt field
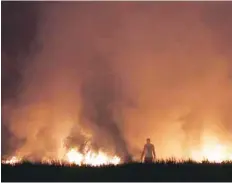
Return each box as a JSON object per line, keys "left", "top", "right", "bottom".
{"left": 2, "top": 161, "right": 232, "bottom": 182}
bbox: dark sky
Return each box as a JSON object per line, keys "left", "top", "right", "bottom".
{"left": 2, "top": 1, "right": 232, "bottom": 160}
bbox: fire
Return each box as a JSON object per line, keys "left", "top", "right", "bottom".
{"left": 2, "top": 132, "right": 232, "bottom": 165}
{"left": 66, "top": 148, "right": 121, "bottom": 166}
{"left": 2, "top": 148, "right": 121, "bottom": 166}
{"left": 190, "top": 145, "right": 232, "bottom": 163}
{"left": 2, "top": 156, "right": 22, "bottom": 165}
{"left": 66, "top": 149, "right": 83, "bottom": 165}
{"left": 189, "top": 133, "right": 232, "bottom": 163}
{"left": 202, "top": 144, "right": 231, "bottom": 163}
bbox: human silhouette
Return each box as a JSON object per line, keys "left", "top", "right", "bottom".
{"left": 141, "top": 138, "right": 156, "bottom": 163}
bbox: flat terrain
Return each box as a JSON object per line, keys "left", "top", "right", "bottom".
{"left": 2, "top": 161, "right": 232, "bottom": 181}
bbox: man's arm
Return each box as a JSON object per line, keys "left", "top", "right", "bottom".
{"left": 152, "top": 145, "right": 156, "bottom": 160}
{"left": 141, "top": 145, "right": 145, "bottom": 162}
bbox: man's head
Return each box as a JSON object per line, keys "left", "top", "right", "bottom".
{"left": 146, "top": 138, "right": 151, "bottom": 144}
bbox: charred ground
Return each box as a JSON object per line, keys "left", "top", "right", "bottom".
{"left": 2, "top": 161, "right": 232, "bottom": 181}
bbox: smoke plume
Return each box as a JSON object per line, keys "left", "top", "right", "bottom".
{"left": 2, "top": 2, "right": 232, "bottom": 160}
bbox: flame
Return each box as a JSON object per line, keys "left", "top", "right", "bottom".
{"left": 66, "top": 149, "right": 83, "bottom": 165}
{"left": 2, "top": 144, "right": 232, "bottom": 165}
{"left": 189, "top": 132, "right": 232, "bottom": 163}
{"left": 2, "top": 148, "right": 121, "bottom": 166}
{"left": 190, "top": 145, "right": 232, "bottom": 163}
{"left": 2, "top": 132, "right": 232, "bottom": 165}
{"left": 66, "top": 148, "right": 121, "bottom": 166}
{"left": 2, "top": 156, "right": 22, "bottom": 165}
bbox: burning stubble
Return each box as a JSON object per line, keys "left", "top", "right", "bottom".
{"left": 2, "top": 2, "right": 232, "bottom": 162}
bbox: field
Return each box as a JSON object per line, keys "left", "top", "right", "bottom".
{"left": 2, "top": 161, "right": 232, "bottom": 181}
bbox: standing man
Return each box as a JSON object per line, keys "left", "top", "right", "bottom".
{"left": 141, "top": 138, "right": 156, "bottom": 163}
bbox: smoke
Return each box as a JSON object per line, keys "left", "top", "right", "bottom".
{"left": 2, "top": 2, "right": 232, "bottom": 160}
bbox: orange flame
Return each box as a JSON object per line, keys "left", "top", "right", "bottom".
{"left": 66, "top": 148, "right": 121, "bottom": 166}
{"left": 189, "top": 135, "right": 232, "bottom": 163}
{"left": 2, "top": 148, "right": 121, "bottom": 166}
{"left": 2, "top": 156, "right": 22, "bottom": 165}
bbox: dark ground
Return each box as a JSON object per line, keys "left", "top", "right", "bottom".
{"left": 2, "top": 161, "right": 232, "bottom": 182}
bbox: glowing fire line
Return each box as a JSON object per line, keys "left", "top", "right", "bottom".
{"left": 2, "top": 136, "right": 232, "bottom": 165}
{"left": 2, "top": 148, "right": 121, "bottom": 166}
{"left": 65, "top": 148, "right": 121, "bottom": 166}
{"left": 2, "top": 156, "right": 22, "bottom": 165}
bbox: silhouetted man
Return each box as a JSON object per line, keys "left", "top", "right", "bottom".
{"left": 141, "top": 138, "right": 156, "bottom": 163}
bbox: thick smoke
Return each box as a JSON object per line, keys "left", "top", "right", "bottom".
{"left": 2, "top": 2, "right": 232, "bottom": 160}
{"left": 79, "top": 57, "right": 130, "bottom": 158}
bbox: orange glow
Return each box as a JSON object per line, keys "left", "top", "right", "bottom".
{"left": 2, "top": 156, "right": 22, "bottom": 165}
{"left": 2, "top": 147, "right": 121, "bottom": 166}
{"left": 66, "top": 148, "right": 121, "bottom": 166}
{"left": 189, "top": 133, "right": 232, "bottom": 163}
{"left": 3, "top": 139, "right": 232, "bottom": 165}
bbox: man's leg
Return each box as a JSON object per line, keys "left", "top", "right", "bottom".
{"left": 144, "top": 157, "right": 153, "bottom": 163}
